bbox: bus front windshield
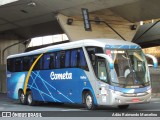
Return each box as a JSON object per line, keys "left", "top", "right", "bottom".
{"left": 110, "top": 50, "right": 150, "bottom": 88}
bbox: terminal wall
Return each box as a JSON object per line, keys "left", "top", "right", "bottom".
{"left": 0, "top": 65, "right": 6, "bottom": 93}
{"left": 57, "top": 10, "right": 138, "bottom": 41}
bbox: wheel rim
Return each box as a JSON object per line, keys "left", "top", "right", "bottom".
{"left": 28, "top": 94, "right": 32, "bottom": 104}
{"left": 20, "top": 93, "right": 25, "bottom": 103}
{"left": 86, "top": 95, "right": 92, "bottom": 109}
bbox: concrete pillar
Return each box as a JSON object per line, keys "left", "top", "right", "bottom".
{"left": 0, "top": 33, "right": 26, "bottom": 93}
{"left": 57, "top": 10, "right": 138, "bottom": 41}
{"left": 1, "top": 40, "right": 25, "bottom": 64}
{"left": 0, "top": 65, "right": 6, "bottom": 93}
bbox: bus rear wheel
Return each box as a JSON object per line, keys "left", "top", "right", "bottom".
{"left": 84, "top": 92, "right": 96, "bottom": 110}
{"left": 118, "top": 105, "right": 129, "bottom": 109}
{"left": 27, "top": 91, "right": 36, "bottom": 106}
{"left": 19, "top": 91, "right": 27, "bottom": 105}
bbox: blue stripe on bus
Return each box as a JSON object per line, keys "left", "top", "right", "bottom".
{"left": 105, "top": 45, "right": 141, "bottom": 49}
{"left": 109, "top": 85, "right": 151, "bottom": 93}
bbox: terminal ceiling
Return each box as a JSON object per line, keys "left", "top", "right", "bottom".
{"left": 0, "top": 0, "right": 160, "bottom": 40}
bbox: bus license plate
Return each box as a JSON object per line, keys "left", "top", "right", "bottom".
{"left": 132, "top": 98, "right": 140, "bottom": 102}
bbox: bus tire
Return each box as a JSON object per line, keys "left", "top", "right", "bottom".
{"left": 84, "top": 92, "right": 96, "bottom": 110}
{"left": 27, "top": 91, "right": 36, "bottom": 106}
{"left": 118, "top": 105, "right": 129, "bottom": 109}
{"left": 18, "top": 90, "right": 27, "bottom": 105}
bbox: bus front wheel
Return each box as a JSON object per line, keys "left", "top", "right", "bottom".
{"left": 19, "top": 91, "right": 27, "bottom": 105}
{"left": 27, "top": 91, "right": 36, "bottom": 106}
{"left": 84, "top": 92, "right": 96, "bottom": 110}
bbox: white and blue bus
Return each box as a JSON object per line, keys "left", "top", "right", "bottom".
{"left": 7, "top": 38, "right": 151, "bottom": 110}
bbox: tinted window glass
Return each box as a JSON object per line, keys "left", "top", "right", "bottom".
{"left": 65, "top": 51, "right": 71, "bottom": 68}
{"left": 86, "top": 47, "right": 103, "bottom": 71}
{"left": 15, "top": 58, "right": 22, "bottom": 72}
{"left": 86, "top": 47, "right": 103, "bottom": 61}
{"left": 7, "top": 59, "right": 15, "bottom": 72}
{"left": 23, "top": 57, "right": 31, "bottom": 71}
{"left": 43, "top": 54, "right": 50, "bottom": 69}
{"left": 60, "top": 51, "right": 65, "bottom": 68}
{"left": 79, "top": 49, "right": 88, "bottom": 70}
{"left": 49, "top": 53, "right": 55, "bottom": 69}
{"left": 55, "top": 52, "right": 60, "bottom": 68}
{"left": 32, "top": 55, "right": 40, "bottom": 70}
{"left": 71, "top": 49, "right": 77, "bottom": 67}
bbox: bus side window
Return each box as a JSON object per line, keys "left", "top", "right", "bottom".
{"left": 71, "top": 49, "right": 78, "bottom": 67}
{"left": 86, "top": 47, "right": 103, "bottom": 74}
{"left": 32, "top": 55, "right": 42, "bottom": 70}
{"left": 23, "top": 57, "right": 31, "bottom": 71}
{"left": 49, "top": 53, "right": 55, "bottom": 69}
{"left": 43, "top": 54, "right": 50, "bottom": 69}
{"left": 79, "top": 49, "right": 88, "bottom": 71}
{"left": 7, "top": 59, "right": 15, "bottom": 72}
{"left": 86, "top": 47, "right": 103, "bottom": 66}
{"left": 97, "top": 57, "right": 108, "bottom": 83}
{"left": 15, "top": 58, "right": 22, "bottom": 72}
{"left": 60, "top": 51, "right": 65, "bottom": 68}
{"left": 65, "top": 50, "right": 71, "bottom": 68}
{"left": 55, "top": 52, "right": 60, "bottom": 69}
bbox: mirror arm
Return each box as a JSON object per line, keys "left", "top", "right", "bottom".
{"left": 95, "top": 53, "right": 114, "bottom": 69}
{"left": 145, "top": 54, "right": 158, "bottom": 68}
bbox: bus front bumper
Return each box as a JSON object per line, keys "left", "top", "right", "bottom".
{"left": 96, "top": 90, "right": 151, "bottom": 106}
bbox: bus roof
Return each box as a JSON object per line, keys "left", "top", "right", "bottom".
{"left": 7, "top": 38, "right": 140, "bottom": 59}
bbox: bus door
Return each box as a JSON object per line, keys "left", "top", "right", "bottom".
{"left": 92, "top": 54, "right": 113, "bottom": 104}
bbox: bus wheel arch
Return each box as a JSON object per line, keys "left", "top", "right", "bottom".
{"left": 18, "top": 89, "right": 27, "bottom": 105}
{"left": 82, "top": 89, "right": 96, "bottom": 110}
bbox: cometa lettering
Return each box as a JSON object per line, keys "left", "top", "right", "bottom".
{"left": 50, "top": 71, "right": 72, "bottom": 80}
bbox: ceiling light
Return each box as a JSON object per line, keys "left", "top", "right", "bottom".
{"left": 27, "top": 1, "right": 36, "bottom": 7}
{"left": 130, "top": 24, "right": 137, "bottom": 30}
{"left": 67, "top": 18, "right": 73, "bottom": 25}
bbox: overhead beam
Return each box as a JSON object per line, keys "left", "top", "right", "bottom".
{"left": 132, "top": 21, "right": 160, "bottom": 48}
{"left": 0, "top": 0, "right": 18, "bottom": 6}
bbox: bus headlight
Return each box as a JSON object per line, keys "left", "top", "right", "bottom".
{"left": 109, "top": 89, "right": 123, "bottom": 96}
{"left": 147, "top": 89, "right": 152, "bottom": 94}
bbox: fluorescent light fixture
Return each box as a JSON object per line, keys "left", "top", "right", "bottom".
{"left": 27, "top": 2, "right": 36, "bottom": 7}
{"left": 0, "top": 0, "right": 18, "bottom": 6}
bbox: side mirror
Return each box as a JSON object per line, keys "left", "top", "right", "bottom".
{"left": 145, "top": 54, "right": 158, "bottom": 68}
{"left": 95, "top": 53, "right": 114, "bottom": 69}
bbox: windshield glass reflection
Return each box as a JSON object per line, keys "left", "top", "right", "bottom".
{"left": 110, "top": 50, "right": 150, "bottom": 88}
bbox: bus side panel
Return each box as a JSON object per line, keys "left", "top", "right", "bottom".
{"left": 28, "top": 70, "right": 60, "bottom": 103}
{"left": 7, "top": 72, "right": 27, "bottom": 99}
{"left": 27, "top": 68, "right": 96, "bottom": 104}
